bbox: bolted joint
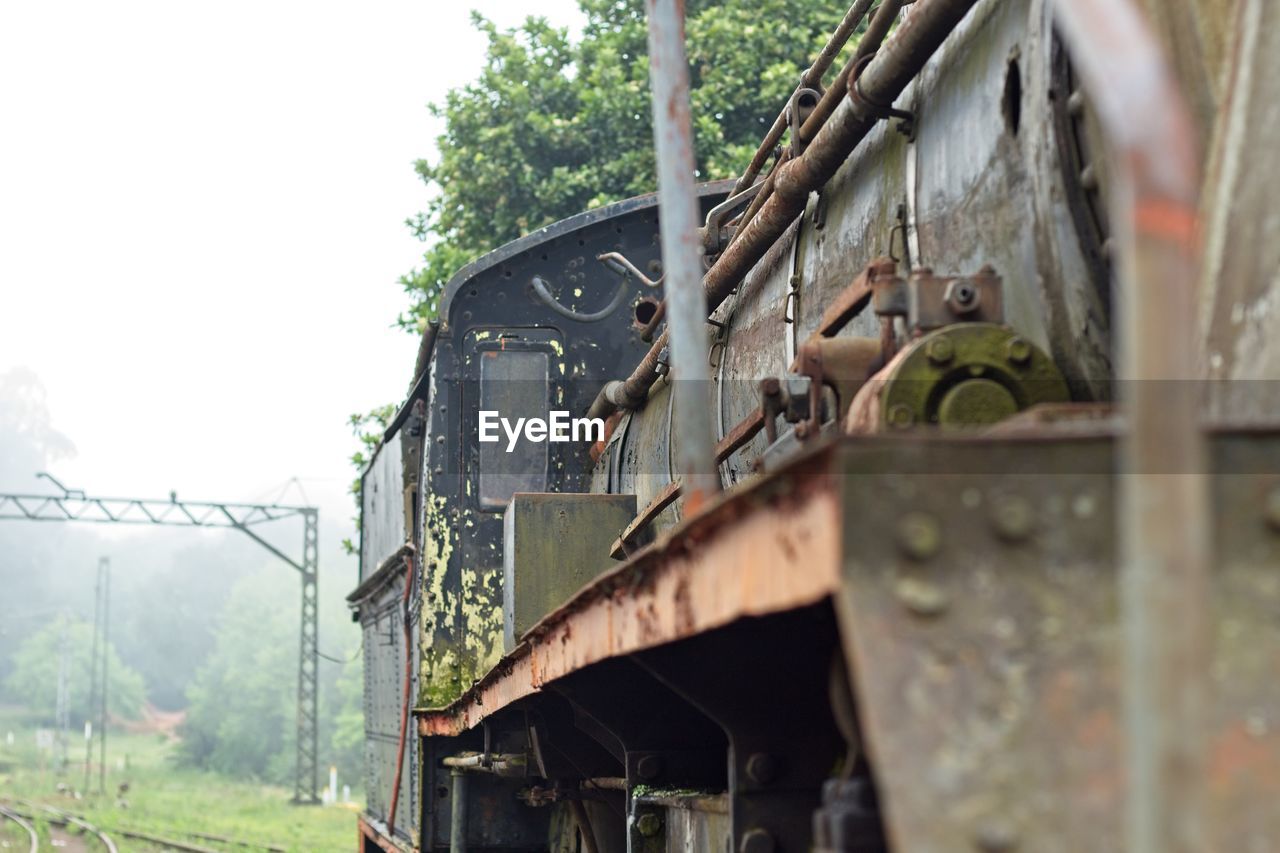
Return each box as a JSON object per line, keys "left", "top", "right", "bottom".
{"left": 745, "top": 752, "right": 779, "bottom": 785}
{"left": 896, "top": 512, "right": 941, "bottom": 561}
{"left": 636, "top": 813, "right": 662, "bottom": 838}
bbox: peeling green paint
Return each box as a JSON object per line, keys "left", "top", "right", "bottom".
{"left": 418, "top": 491, "right": 461, "bottom": 708}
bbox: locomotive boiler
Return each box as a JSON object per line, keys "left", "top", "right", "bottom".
{"left": 349, "top": 0, "right": 1280, "bottom": 850}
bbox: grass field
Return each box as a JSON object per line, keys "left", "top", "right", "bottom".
{"left": 0, "top": 707, "right": 356, "bottom": 852}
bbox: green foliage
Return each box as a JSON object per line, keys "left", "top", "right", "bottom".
{"left": 342, "top": 402, "right": 398, "bottom": 554}
{"left": 397, "top": 0, "right": 853, "bottom": 331}
{"left": 4, "top": 615, "right": 146, "bottom": 721}
{"left": 178, "top": 572, "right": 295, "bottom": 781}
{"left": 177, "top": 569, "right": 361, "bottom": 786}
{"left": 0, "top": 706, "right": 355, "bottom": 851}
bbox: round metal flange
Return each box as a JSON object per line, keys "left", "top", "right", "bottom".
{"left": 878, "top": 324, "right": 1069, "bottom": 429}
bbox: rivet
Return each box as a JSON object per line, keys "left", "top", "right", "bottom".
{"left": 745, "top": 752, "right": 778, "bottom": 785}
{"left": 636, "top": 813, "right": 662, "bottom": 837}
{"left": 636, "top": 754, "right": 664, "bottom": 781}
{"left": 887, "top": 404, "right": 916, "bottom": 430}
{"left": 1265, "top": 486, "right": 1280, "bottom": 532}
{"left": 991, "top": 496, "right": 1034, "bottom": 542}
{"left": 926, "top": 336, "right": 955, "bottom": 365}
{"left": 739, "top": 828, "right": 776, "bottom": 853}
{"left": 897, "top": 512, "right": 941, "bottom": 561}
{"left": 894, "top": 577, "right": 949, "bottom": 617}
{"left": 1006, "top": 337, "right": 1032, "bottom": 366}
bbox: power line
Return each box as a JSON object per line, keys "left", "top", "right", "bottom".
{"left": 2, "top": 473, "right": 322, "bottom": 805}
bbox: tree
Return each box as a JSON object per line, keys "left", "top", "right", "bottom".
{"left": 342, "top": 403, "right": 397, "bottom": 554}
{"left": 4, "top": 615, "right": 146, "bottom": 722}
{"left": 178, "top": 567, "right": 362, "bottom": 786}
{"left": 178, "top": 569, "right": 298, "bottom": 780}
{"left": 396, "top": 0, "right": 854, "bottom": 330}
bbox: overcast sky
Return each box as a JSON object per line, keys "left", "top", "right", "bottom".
{"left": 0, "top": 0, "right": 583, "bottom": 556}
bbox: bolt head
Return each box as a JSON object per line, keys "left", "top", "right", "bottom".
{"left": 1006, "top": 337, "right": 1033, "bottom": 366}
{"left": 887, "top": 403, "right": 915, "bottom": 430}
{"left": 894, "top": 577, "right": 949, "bottom": 617}
{"left": 739, "top": 828, "right": 776, "bottom": 853}
{"left": 991, "top": 496, "right": 1034, "bottom": 542}
{"left": 897, "top": 512, "right": 942, "bottom": 561}
{"left": 636, "top": 813, "right": 662, "bottom": 837}
{"left": 745, "top": 752, "right": 778, "bottom": 785}
{"left": 926, "top": 336, "right": 955, "bottom": 365}
{"left": 945, "top": 279, "right": 981, "bottom": 314}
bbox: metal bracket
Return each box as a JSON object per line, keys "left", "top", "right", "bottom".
{"left": 788, "top": 87, "right": 823, "bottom": 155}
{"left": 701, "top": 183, "right": 764, "bottom": 258}
{"left": 849, "top": 54, "right": 916, "bottom": 140}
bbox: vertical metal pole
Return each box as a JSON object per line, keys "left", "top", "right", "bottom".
{"left": 84, "top": 559, "right": 102, "bottom": 793}
{"left": 55, "top": 611, "right": 70, "bottom": 772}
{"left": 1052, "top": 2, "right": 1207, "bottom": 851}
{"left": 99, "top": 558, "right": 110, "bottom": 795}
{"left": 449, "top": 768, "right": 468, "bottom": 853}
{"left": 645, "top": 0, "right": 722, "bottom": 510}
{"left": 294, "top": 510, "right": 320, "bottom": 804}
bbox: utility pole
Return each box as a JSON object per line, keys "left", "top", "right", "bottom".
{"left": 84, "top": 562, "right": 103, "bottom": 794}
{"left": 99, "top": 559, "right": 110, "bottom": 795}
{"left": 54, "top": 612, "right": 70, "bottom": 772}
{"left": 2, "top": 477, "right": 321, "bottom": 803}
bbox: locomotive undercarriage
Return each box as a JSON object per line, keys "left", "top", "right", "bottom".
{"left": 406, "top": 427, "right": 1280, "bottom": 853}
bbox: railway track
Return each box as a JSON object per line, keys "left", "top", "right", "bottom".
{"left": 0, "top": 798, "right": 284, "bottom": 853}
{"left": 0, "top": 804, "right": 38, "bottom": 853}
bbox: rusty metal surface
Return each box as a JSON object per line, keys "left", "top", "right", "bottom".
{"left": 912, "top": 0, "right": 1051, "bottom": 366}
{"left": 591, "top": 0, "right": 983, "bottom": 424}
{"left": 646, "top": 0, "right": 721, "bottom": 507}
{"left": 830, "top": 434, "right": 1280, "bottom": 853}
{"left": 357, "top": 814, "right": 414, "bottom": 853}
{"left": 834, "top": 438, "right": 1122, "bottom": 853}
{"left": 713, "top": 217, "right": 796, "bottom": 487}
{"left": 610, "top": 0, "right": 1140, "bottom": 513}
{"left": 730, "top": 0, "right": 877, "bottom": 197}
{"left": 797, "top": 0, "right": 905, "bottom": 148}
{"left": 1201, "top": 0, "right": 1280, "bottom": 420}
{"left": 1052, "top": 1, "right": 1209, "bottom": 851}
{"left": 416, "top": 426, "right": 1279, "bottom": 848}
{"left": 357, "top": 559, "right": 419, "bottom": 842}
{"left": 418, "top": 446, "right": 843, "bottom": 738}
{"left": 611, "top": 410, "right": 766, "bottom": 557}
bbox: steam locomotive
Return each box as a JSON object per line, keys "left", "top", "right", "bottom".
{"left": 349, "top": 0, "right": 1280, "bottom": 850}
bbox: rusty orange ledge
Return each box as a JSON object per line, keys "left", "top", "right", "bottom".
{"left": 416, "top": 441, "right": 844, "bottom": 737}
{"left": 357, "top": 814, "right": 413, "bottom": 853}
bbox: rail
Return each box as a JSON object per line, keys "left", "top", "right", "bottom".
{"left": 0, "top": 806, "right": 38, "bottom": 853}
{"left": 2, "top": 799, "right": 286, "bottom": 853}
